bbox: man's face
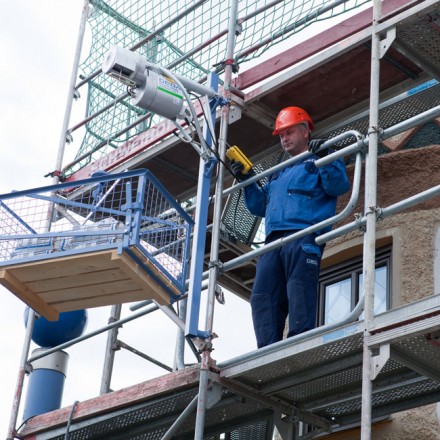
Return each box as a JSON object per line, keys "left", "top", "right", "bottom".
{"left": 278, "top": 123, "right": 309, "bottom": 156}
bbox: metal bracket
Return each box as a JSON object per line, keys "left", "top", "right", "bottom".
{"left": 273, "top": 410, "right": 295, "bottom": 440}
{"left": 73, "top": 88, "right": 80, "bottom": 100}
{"left": 274, "top": 407, "right": 331, "bottom": 440}
{"left": 365, "top": 205, "right": 383, "bottom": 222}
{"left": 360, "top": 137, "right": 369, "bottom": 155}
{"left": 65, "top": 131, "right": 74, "bottom": 144}
{"left": 113, "top": 339, "right": 124, "bottom": 352}
{"left": 235, "top": 21, "right": 243, "bottom": 36}
{"left": 213, "top": 58, "right": 239, "bottom": 74}
{"left": 208, "top": 259, "right": 223, "bottom": 270}
{"left": 215, "top": 285, "right": 225, "bottom": 304}
{"left": 375, "top": 207, "right": 384, "bottom": 220}
{"left": 206, "top": 382, "right": 222, "bottom": 409}
{"left": 228, "top": 103, "right": 242, "bottom": 124}
{"left": 379, "top": 27, "right": 396, "bottom": 59}
{"left": 371, "top": 343, "right": 390, "bottom": 380}
{"left": 354, "top": 212, "right": 366, "bottom": 232}
{"left": 367, "top": 125, "right": 384, "bottom": 138}
{"left": 24, "top": 362, "right": 33, "bottom": 375}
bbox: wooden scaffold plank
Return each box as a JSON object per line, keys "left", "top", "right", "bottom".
{"left": 0, "top": 247, "right": 177, "bottom": 320}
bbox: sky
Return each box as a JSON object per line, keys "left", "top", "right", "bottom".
{"left": 0, "top": 1, "right": 256, "bottom": 437}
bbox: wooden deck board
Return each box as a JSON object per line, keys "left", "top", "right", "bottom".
{"left": 0, "top": 269, "right": 59, "bottom": 321}
{"left": 0, "top": 248, "right": 177, "bottom": 320}
{"left": 6, "top": 250, "right": 119, "bottom": 282}
{"left": 52, "top": 289, "right": 151, "bottom": 312}
{"left": 39, "top": 279, "right": 139, "bottom": 303}
{"left": 26, "top": 268, "right": 130, "bottom": 293}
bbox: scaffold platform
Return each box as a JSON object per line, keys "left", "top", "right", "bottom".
{"left": 18, "top": 295, "right": 440, "bottom": 439}
{"left": 0, "top": 247, "right": 176, "bottom": 321}
{"left": 0, "top": 170, "right": 193, "bottom": 320}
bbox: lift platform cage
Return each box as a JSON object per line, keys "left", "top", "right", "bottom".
{"left": 0, "top": 169, "right": 193, "bottom": 320}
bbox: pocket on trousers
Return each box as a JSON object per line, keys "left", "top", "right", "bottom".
{"left": 301, "top": 243, "right": 322, "bottom": 258}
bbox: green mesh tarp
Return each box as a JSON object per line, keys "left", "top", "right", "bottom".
{"left": 65, "top": 0, "right": 371, "bottom": 177}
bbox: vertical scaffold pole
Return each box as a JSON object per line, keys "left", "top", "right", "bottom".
{"left": 6, "top": 315, "right": 35, "bottom": 440}
{"left": 53, "top": 0, "right": 90, "bottom": 186}
{"left": 193, "top": 0, "right": 240, "bottom": 438}
{"left": 46, "top": 0, "right": 89, "bottom": 232}
{"left": 100, "top": 304, "right": 122, "bottom": 395}
{"left": 360, "top": 0, "right": 381, "bottom": 438}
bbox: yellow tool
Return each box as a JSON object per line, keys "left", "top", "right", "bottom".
{"left": 226, "top": 145, "right": 253, "bottom": 174}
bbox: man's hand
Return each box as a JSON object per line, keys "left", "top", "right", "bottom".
{"left": 230, "top": 161, "right": 251, "bottom": 182}
{"left": 308, "top": 139, "right": 327, "bottom": 158}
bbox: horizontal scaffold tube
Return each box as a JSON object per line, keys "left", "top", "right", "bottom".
{"left": 223, "top": 130, "right": 364, "bottom": 197}
{"left": 316, "top": 183, "right": 440, "bottom": 245}
{"left": 216, "top": 131, "right": 365, "bottom": 275}
{"left": 27, "top": 303, "right": 160, "bottom": 364}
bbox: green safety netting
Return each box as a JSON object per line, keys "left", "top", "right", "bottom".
{"left": 65, "top": 0, "right": 371, "bottom": 177}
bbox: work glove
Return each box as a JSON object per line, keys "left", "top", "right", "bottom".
{"left": 230, "top": 161, "right": 252, "bottom": 182}
{"left": 308, "top": 138, "right": 327, "bottom": 158}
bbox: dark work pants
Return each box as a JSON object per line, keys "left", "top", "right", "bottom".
{"left": 250, "top": 231, "right": 324, "bottom": 348}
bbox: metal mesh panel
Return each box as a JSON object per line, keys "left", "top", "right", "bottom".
{"left": 34, "top": 387, "right": 274, "bottom": 440}
{"left": 65, "top": 0, "right": 371, "bottom": 177}
{"left": 403, "top": 121, "right": 440, "bottom": 149}
{"left": 323, "top": 81, "right": 440, "bottom": 149}
{"left": 0, "top": 184, "right": 127, "bottom": 263}
{"left": 0, "top": 170, "right": 192, "bottom": 294}
{"left": 43, "top": 388, "right": 198, "bottom": 440}
{"left": 235, "top": 332, "right": 363, "bottom": 387}
{"left": 227, "top": 419, "right": 273, "bottom": 440}
{"left": 320, "top": 378, "right": 440, "bottom": 420}
{"left": 398, "top": 18, "right": 440, "bottom": 68}
{"left": 280, "top": 358, "right": 405, "bottom": 403}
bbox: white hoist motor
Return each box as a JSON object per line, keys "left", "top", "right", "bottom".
{"left": 102, "top": 45, "right": 188, "bottom": 120}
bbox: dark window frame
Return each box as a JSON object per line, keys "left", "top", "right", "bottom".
{"left": 317, "top": 245, "right": 392, "bottom": 325}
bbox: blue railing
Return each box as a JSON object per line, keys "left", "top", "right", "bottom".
{"left": 0, "top": 169, "right": 193, "bottom": 300}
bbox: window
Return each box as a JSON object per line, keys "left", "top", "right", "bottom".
{"left": 318, "top": 246, "right": 391, "bottom": 325}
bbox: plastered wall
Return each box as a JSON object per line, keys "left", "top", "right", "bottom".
{"left": 317, "top": 146, "right": 440, "bottom": 439}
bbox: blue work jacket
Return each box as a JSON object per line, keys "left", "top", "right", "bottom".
{"left": 243, "top": 154, "right": 350, "bottom": 237}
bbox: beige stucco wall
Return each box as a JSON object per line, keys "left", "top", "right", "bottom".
{"left": 315, "top": 146, "right": 440, "bottom": 439}
{"left": 319, "top": 209, "right": 440, "bottom": 439}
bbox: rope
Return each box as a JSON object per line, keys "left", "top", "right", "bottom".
{"left": 65, "top": 400, "right": 79, "bottom": 439}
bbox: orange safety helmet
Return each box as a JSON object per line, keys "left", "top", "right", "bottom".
{"left": 272, "top": 106, "right": 314, "bottom": 135}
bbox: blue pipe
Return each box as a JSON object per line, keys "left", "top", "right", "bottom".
{"left": 22, "top": 349, "right": 69, "bottom": 421}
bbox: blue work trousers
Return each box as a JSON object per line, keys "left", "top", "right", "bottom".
{"left": 250, "top": 231, "right": 323, "bottom": 348}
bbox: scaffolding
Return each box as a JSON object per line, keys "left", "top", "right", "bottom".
{"left": 4, "top": 0, "right": 440, "bottom": 439}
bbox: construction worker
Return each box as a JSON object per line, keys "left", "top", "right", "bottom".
{"left": 231, "top": 106, "right": 350, "bottom": 348}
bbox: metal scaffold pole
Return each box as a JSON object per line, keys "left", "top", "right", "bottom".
{"left": 361, "top": 0, "right": 382, "bottom": 438}
{"left": 54, "top": 0, "right": 89, "bottom": 185}
{"left": 6, "top": 315, "right": 35, "bottom": 440}
{"left": 193, "top": 0, "right": 239, "bottom": 438}
{"left": 100, "top": 304, "right": 122, "bottom": 395}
